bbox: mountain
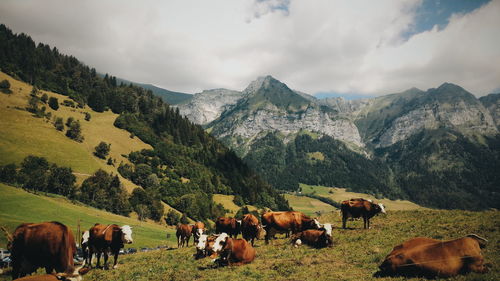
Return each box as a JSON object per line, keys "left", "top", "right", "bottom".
{"left": 177, "top": 75, "right": 500, "bottom": 210}
{"left": 0, "top": 24, "right": 289, "bottom": 222}
{"left": 480, "top": 93, "right": 500, "bottom": 129}
{"left": 109, "top": 75, "right": 192, "bottom": 105}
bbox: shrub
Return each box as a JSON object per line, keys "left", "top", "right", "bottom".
{"left": 94, "top": 141, "right": 111, "bottom": 159}
{"left": 48, "top": 97, "right": 59, "bottom": 110}
{"left": 0, "top": 79, "right": 11, "bottom": 94}
{"left": 54, "top": 117, "right": 64, "bottom": 131}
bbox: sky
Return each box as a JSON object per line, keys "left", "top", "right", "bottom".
{"left": 0, "top": 0, "right": 499, "bottom": 98}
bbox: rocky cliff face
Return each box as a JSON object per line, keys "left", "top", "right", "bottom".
{"left": 208, "top": 76, "right": 364, "bottom": 153}
{"left": 176, "top": 89, "right": 242, "bottom": 125}
{"left": 480, "top": 93, "right": 500, "bottom": 129}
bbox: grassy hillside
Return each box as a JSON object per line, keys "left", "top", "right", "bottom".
{"left": 212, "top": 194, "right": 258, "bottom": 216}
{"left": 0, "top": 183, "right": 175, "bottom": 249}
{"left": 300, "top": 184, "right": 425, "bottom": 211}
{"left": 0, "top": 71, "right": 151, "bottom": 192}
{"left": 284, "top": 194, "right": 337, "bottom": 216}
{"left": 3, "top": 209, "right": 493, "bottom": 281}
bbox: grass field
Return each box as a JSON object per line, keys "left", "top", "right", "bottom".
{"left": 0, "top": 71, "right": 151, "bottom": 192}
{"left": 300, "top": 183, "right": 425, "bottom": 211}
{"left": 2, "top": 209, "right": 494, "bottom": 281}
{"left": 0, "top": 183, "right": 176, "bottom": 250}
{"left": 284, "top": 194, "right": 337, "bottom": 216}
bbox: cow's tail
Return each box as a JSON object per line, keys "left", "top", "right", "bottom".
{"left": 467, "top": 234, "right": 488, "bottom": 249}
{"left": 0, "top": 226, "right": 13, "bottom": 243}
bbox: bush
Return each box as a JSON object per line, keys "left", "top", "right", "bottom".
{"left": 66, "top": 119, "right": 84, "bottom": 142}
{"left": 0, "top": 79, "right": 11, "bottom": 94}
{"left": 107, "top": 157, "right": 114, "bottom": 166}
{"left": 66, "top": 117, "right": 74, "bottom": 127}
{"left": 41, "top": 93, "right": 48, "bottom": 103}
{"left": 180, "top": 213, "right": 189, "bottom": 224}
{"left": 84, "top": 112, "right": 91, "bottom": 121}
{"left": 94, "top": 141, "right": 111, "bottom": 159}
{"left": 48, "top": 97, "right": 59, "bottom": 110}
{"left": 54, "top": 117, "right": 64, "bottom": 131}
{"left": 0, "top": 163, "right": 17, "bottom": 184}
{"left": 165, "top": 209, "right": 181, "bottom": 226}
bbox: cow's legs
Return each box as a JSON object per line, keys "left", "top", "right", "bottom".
{"left": 112, "top": 251, "right": 119, "bottom": 269}
{"left": 342, "top": 214, "right": 347, "bottom": 229}
{"left": 103, "top": 250, "right": 109, "bottom": 269}
{"left": 186, "top": 236, "right": 190, "bottom": 247}
{"left": 96, "top": 251, "right": 102, "bottom": 268}
{"left": 469, "top": 256, "right": 489, "bottom": 273}
{"left": 177, "top": 236, "right": 181, "bottom": 248}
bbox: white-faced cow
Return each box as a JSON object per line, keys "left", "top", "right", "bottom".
{"left": 341, "top": 198, "right": 385, "bottom": 229}
{"left": 191, "top": 221, "right": 205, "bottom": 244}
{"left": 211, "top": 233, "right": 256, "bottom": 266}
{"left": 377, "top": 234, "right": 489, "bottom": 278}
{"left": 88, "top": 223, "right": 133, "bottom": 269}
{"left": 291, "top": 223, "right": 333, "bottom": 248}
{"left": 241, "top": 214, "right": 260, "bottom": 246}
{"left": 8, "top": 222, "right": 78, "bottom": 279}
{"left": 80, "top": 230, "right": 90, "bottom": 266}
{"left": 215, "top": 217, "right": 241, "bottom": 238}
{"left": 261, "top": 211, "right": 320, "bottom": 244}
{"left": 194, "top": 234, "right": 217, "bottom": 259}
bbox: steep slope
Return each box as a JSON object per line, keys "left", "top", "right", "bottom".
{"left": 177, "top": 88, "right": 242, "bottom": 124}
{"left": 208, "top": 76, "right": 364, "bottom": 156}
{"left": 480, "top": 92, "right": 500, "bottom": 129}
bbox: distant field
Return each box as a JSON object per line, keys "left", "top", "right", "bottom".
{"left": 0, "top": 183, "right": 175, "bottom": 249}
{"left": 212, "top": 194, "right": 258, "bottom": 216}
{"left": 284, "top": 194, "right": 336, "bottom": 216}
{"left": 300, "top": 183, "right": 425, "bottom": 211}
{"left": 3, "top": 209, "right": 493, "bottom": 281}
{"left": 0, "top": 71, "right": 151, "bottom": 192}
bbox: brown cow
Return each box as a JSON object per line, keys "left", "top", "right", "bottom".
{"left": 14, "top": 267, "right": 90, "bottom": 281}
{"left": 176, "top": 224, "right": 193, "bottom": 248}
{"left": 215, "top": 217, "right": 241, "bottom": 238}
{"left": 192, "top": 221, "right": 205, "bottom": 244}
{"left": 341, "top": 198, "right": 385, "bottom": 229}
{"left": 241, "top": 214, "right": 260, "bottom": 246}
{"left": 377, "top": 234, "right": 489, "bottom": 278}
{"left": 211, "top": 233, "right": 256, "bottom": 266}
{"left": 9, "top": 222, "right": 77, "bottom": 279}
{"left": 291, "top": 223, "right": 333, "bottom": 248}
{"left": 88, "top": 224, "right": 133, "bottom": 269}
{"left": 261, "top": 211, "right": 320, "bottom": 244}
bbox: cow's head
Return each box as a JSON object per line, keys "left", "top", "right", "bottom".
{"left": 196, "top": 227, "right": 204, "bottom": 237}
{"left": 322, "top": 223, "right": 332, "bottom": 237}
{"left": 81, "top": 231, "right": 89, "bottom": 245}
{"left": 378, "top": 203, "right": 386, "bottom": 214}
{"left": 120, "top": 225, "right": 133, "bottom": 244}
{"left": 55, "top": 266, "right": 90, "bottom": 281}
{"left": 212, "top": 232, "right": 229, "bottom": 254}
{"left": 196, "top": 234, "right": 208, "bottom": 251}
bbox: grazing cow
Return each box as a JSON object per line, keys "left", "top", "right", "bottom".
{"left": 241, "top": 214, "right": 260, "bottom": 246}
{"left": 194, "top": 234, "right": 217, "bottom": 259}
{"left": 88, "top": 224, "right": 133, "bottom": 269}
{"left": 176, "top": 224, "right": 193, "bottom": 248}
{"left": 291, "top": 223, "right": 333, "bottom": 248}
{"left": 340, "top": 198, "right": 385, "bottom": 229}
{"left": 261, "top": 211, "right": 320, "bottom": 244}
{"left": 9, "top": 222, "right": 78, "bottom": 279}
{"left": 377, "top": 234, "right": 489, "bottom": 278}
{"left": 14, "top": 267, "right": 90, "bottom": 281}
{"left": 80, "top": 231, "right": 90, "bottom": 266}
{"left": 211, "top": 233, "right": 256, "bottom": 266}
{"left": 192, "top": 221, "right": 205, "bottom": 244}
{"left": 215, "top": 217, "right": 241, "bottom": 238}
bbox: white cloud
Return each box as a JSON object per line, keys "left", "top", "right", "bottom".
{"left": 0, "top": 0, "right": 498, "bottom": 96}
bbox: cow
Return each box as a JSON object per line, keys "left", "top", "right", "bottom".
{"left": 241, "top": 214, "right": 260, "bottom": 246}
{"left": 194, "top": 234, "right": 217, "bottom": 259}
{"left": 340, "top": 198, "right": 385, "bottom": 229}
{"left": 176, "top": 224, "right": 193, "bottom": 248}
{"left": 261, "top": 211, "right": 320, "bottom": 244}
{"left": 211, "top": 233, "right": 256, "bottom": 266}
{"left": 88, "top": 224, "right": 133, "bottom": 269}
{"left": 215, "top": 217, "right": 241, "bottom": 238}
{"left": 14, "top": 267, "right": 90, "bottom": 281}
{"left": 8, "top": 222, "right": 78, "bottom": 279}
{"left": 377, "top": 234, "right": 489, "bottom": 278}
{"left": 191, "top": 221, "right": 205, "bottom": 244}
{"left": 291, "top": 223, "right": 333, "bottom": 248}
{"left": 80, "top": 231, "right": 90, "bottom": 266}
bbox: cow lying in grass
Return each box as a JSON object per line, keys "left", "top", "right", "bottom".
{"left": 291, "top": 223, "right": 333, "bottom": 248}
{"left": 194, "top": 234, "right": 217, "bottom": 259}
{"left": 13, "top": 266, "right": 90, "bottom": 281}
{"left": 377, "top": 234, "right": 489, "bottom": 278}
{"left": 211, "top": 233, "right": 256, "bottom": 266}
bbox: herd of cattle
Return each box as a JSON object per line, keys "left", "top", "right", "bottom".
{"left": 1, "top": 198, "right": 491, "bottom": 280}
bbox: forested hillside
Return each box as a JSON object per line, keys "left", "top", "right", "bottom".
{"left": 0, "top": 24, "right": 289, "bottom": 221}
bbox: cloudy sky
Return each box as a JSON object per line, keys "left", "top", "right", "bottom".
{"left": 0, "top": 0, "right": 499, "bottom": 97}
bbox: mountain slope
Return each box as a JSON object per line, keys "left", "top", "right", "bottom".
{"left": 480, "top": 92, "right": 500, "bottom": 129}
